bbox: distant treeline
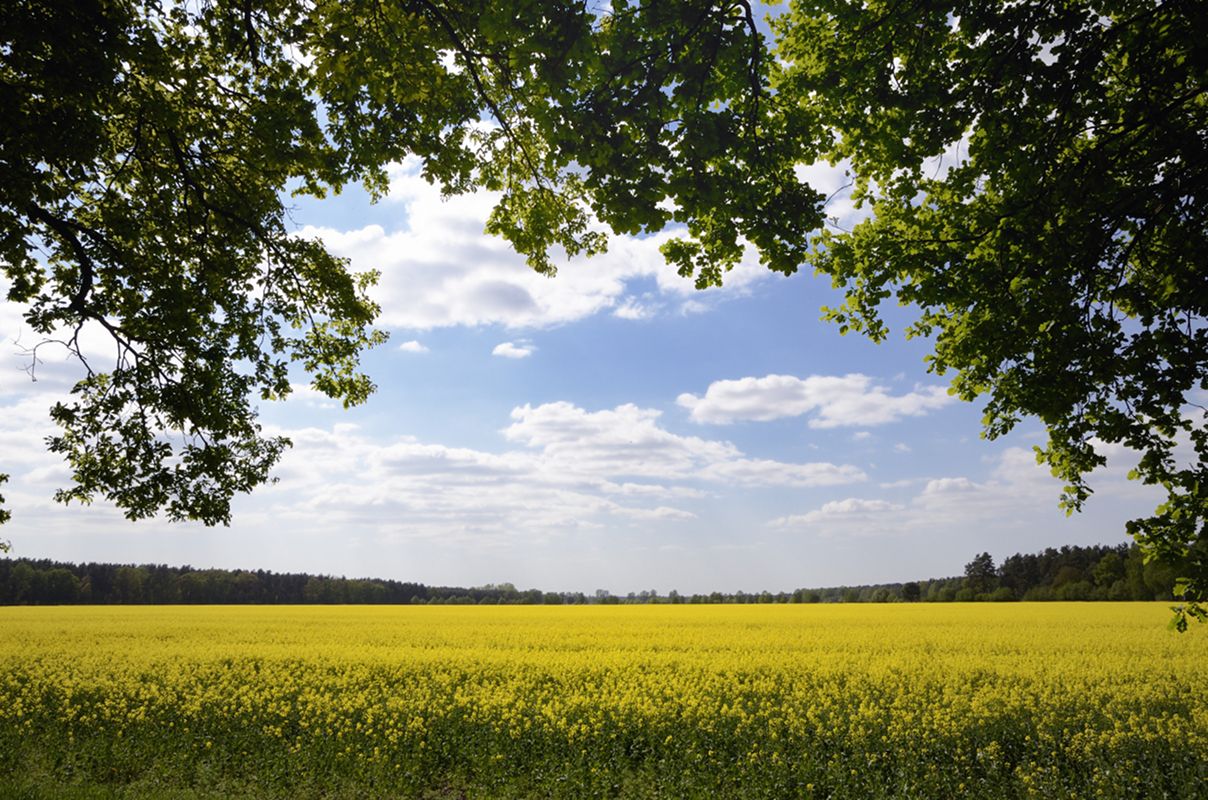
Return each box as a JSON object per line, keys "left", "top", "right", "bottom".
{"left": 0, "top": 560, "right": 564, "bottom": 606}
{"left": 811, "top": 542, "right": 1181, "bottom": 604}
{"left": 0, "top": 542, "right": 1185, "bottom": 606}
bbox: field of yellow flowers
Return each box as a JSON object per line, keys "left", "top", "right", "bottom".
{"left": 1, "top": 603, "right": 1205, "bottom": 798}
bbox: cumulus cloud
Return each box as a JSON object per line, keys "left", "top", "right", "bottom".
{"left": 295, "top": 157, "right": 775, "bottom": 331}
{"left": 0, "top": 393, "right": 149, "bottom": 536}
{"left": 879, "top": 479, "right": 914, "bottom": 489}
{"left": 493, "top": 341, "right": 535, "bottom": 359}
{"left": 677, "top": 373, "right": 955, "bottom": 426}
{"left": 795, "top": 158, "right": 868, "bottom": 232}
{"left": 764, "top": 446, "right": 1161, "bottom": 539}
{"left": 0, "top": 297, "right": 125, "bottom": 399}
{"left": 503, "top": 402, "right": 739, "bottom": 479}
{"left": 773, "top": 454, "right": 1048, "bottom": 536}
{"left": 613, "top": 297, "right": 659, "bottom": 320}
{"left": 767, "top": 498, "right": 905, "bottom": 530}
{"left": 500, "top": 401, "right": 865, "bottom": 487}
{"left": 398, "top": 340, "right": 429, "bottom": 353}
{"left": 699, "top": 458, "right": 867, "bottom": 487}
{"left": 0, "top": 379, "right": 867, "bottom": 544}
{"left": 0, "top": 395, "right": 63, "bottom": 472}
{"left": 236, "top": 400, "right": 867, "bottom": 541}
{"left": 278, "top": 382, "right": 340, "bottom": 409}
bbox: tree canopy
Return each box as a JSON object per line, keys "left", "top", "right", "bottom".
{"left": 765, "top": 0, "right": 1208, "bottom": 623}
{"left": 2, "top": 0, "right": 1206, "bottom": 622}
{"left": 2, "top": 0, "right": 807, "bottom": 523}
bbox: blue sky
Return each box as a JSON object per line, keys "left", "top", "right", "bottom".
{"left": 0, "top": 153, "right": 1167, "bottom": 595}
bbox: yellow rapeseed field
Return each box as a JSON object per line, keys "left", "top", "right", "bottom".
{"left": 1, "top": 603, "right": 1205, "bottom": 798}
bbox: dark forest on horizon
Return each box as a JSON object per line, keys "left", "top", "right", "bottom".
{"left": 0, "top": 541, "right": 1183, "bottom": 606}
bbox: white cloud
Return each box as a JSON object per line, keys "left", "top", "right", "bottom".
{"left": 296, "top": 157, "right": 775, "bottom": 332}
{"left": 613, "top": 297, "right": 659, "bottom": 320}
{"left": 493, "top": 341, "right": 535, "bottom": 359}
{"left": 768, "top": 498, "right": 905, "bottom": 530}
{"left": 0, "top": 388, "right": 860, "bottom": 547}
{"left": 879, "top": 479, "right": 914, "bottom": 489}
{"left": 0, "top": 393, "right": 149, "bottom": 536}
{"left": 500, "top": 401, "right": 865, "bottom": 487}
{"left": 398, "top": 340, "right": 429, "bottom": 353}
{"left": 765, "top": 446, "right": 1160, "bottom": 539}
{"left": 507, "top": 402, "right": 729, "bottom": 479}
{"left": 230, "top": 400, "right": 869, "bottom": 541}
{"left": 284, "top": 382, "right": 337, "bottom": 409}
{"left": 677, "top": 373, "right": 955, "bottom": 426}
{"left": 0, "top": 395, "right": 63, "bottom": 472}
{"left": 795, "top": 158, "right": 868, "bottom": 232}
{"left": 699, "top": 458, "right": 866, "bottom": 487}
{"left": 0, "top": 306, "right": 125, "bottom": 399}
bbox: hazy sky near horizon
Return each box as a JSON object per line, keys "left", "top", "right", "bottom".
{"left": 0, "top": 154, "right": 1169, "bottom": 594}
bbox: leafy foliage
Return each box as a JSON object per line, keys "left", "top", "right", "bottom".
{"left": 3, "top": 0, "right": 393, "bottom": 524}
{"left": 766, "top": 0, "right": 1208, "bottom": 618}
{"left": 962, "top": 552, "right": 996, "bottom": 595}
{"left": 2, "top": 0, "right": 804, "bottom": 525}
{"left": 0, "top": 474, "right": 9, "bottom": 532}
